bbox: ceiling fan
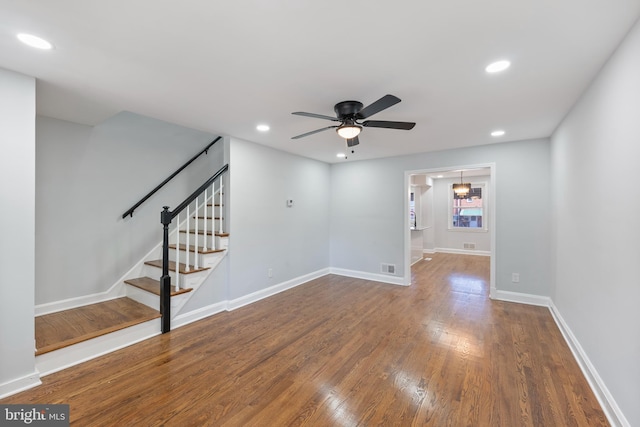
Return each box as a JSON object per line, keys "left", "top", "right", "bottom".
{"left": 291, "top": 94, "right": 416, "bottom": 148}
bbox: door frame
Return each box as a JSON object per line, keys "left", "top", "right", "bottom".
{"left": 403, "top": 163, "right": 496, "bottom": 299}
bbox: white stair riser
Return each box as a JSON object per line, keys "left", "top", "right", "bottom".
{"left": 140, "top": 264, "right": 208, "bottom": 288}
{"left": 177, "top": 232, "right": 213, "bottom": 248}
{"left": 190, "top": 217, "right": 222, "bottom": 230}
{"left": 169, "top": 248, "right": 226, "bottom": 269}
{"left": 124, "top": 284, "right": 191, "bottom": 313}
{"left": 217, "top": 236, "right": 229, "bottom": 250}
{"left": 204, "top": 205, "right": 223, "bottom": 216}
{"left": 125, "top": 285, "right": 160, "bottom": 310}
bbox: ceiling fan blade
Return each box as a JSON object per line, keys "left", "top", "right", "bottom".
{"left": 355, "top": 94, "right": 401, "bottom": 119}
{"left": 362, "top": 120, "right": 416, "bottom": 130}
{"left": 346, "top": 135, "right": 360, "bottom": 147}
{"left": 292, "top": 111, "right": 339, "bottom": 121}
{"left": 291, "top": 126, "right": 338, "bottom": 139}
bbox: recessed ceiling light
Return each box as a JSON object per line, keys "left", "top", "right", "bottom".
{"left": 485, "top": 60, "right": 510, "bottom": 73}
{"left": 436, "top": 175, "right": 444, "bottom": 178}
{"left": 491, "top": 130, "right": 506, "bottom": 137}
{"left": 256, "top": 124, "right": 270, "bottom": 132}
{"left": 17, "top": 33, "right": 53, "bottom": 50}
{"left": 336, "top": 153, "right": 346, "bottom": 158}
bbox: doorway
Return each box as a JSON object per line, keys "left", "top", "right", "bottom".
{"left": 403, "top": 163, "right": 496, "bottom": 298}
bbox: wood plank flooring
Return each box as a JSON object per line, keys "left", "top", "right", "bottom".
{"left": 35, "top": 297, "right": 160, "bottom": 355}
{"left": 4, "top": 254, "right": 608, "bottom": 426}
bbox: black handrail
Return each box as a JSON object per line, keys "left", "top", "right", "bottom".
{"left": 122, "top": 136, "right": 222, "bottom": 218}
{"left": 160, "top": 163, "right": 229, "bottom": 333}
{"left": 168, "top": 164, "right": 228, "bottom": 221}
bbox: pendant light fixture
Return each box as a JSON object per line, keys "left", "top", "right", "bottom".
{"left": 453, "top": 171, "right": 471, "bottom": 199}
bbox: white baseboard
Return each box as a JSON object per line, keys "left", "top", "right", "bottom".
{"left": 548, "top": 302, "right": 629, "bottom": 427}
{"left": 227, "top": 268, "right": 330, "bottom": 311}
{"left": 35, "top": 292, "right": 124, "bottom": 316}
{"left": 491, "top": 289, "right": 551, "bottom": 306}
{"left": 491, "top": 290, "right": 627, "bottom": 427}
{"left": 433, "top": 247, "right": 491, "bottom": 256}
{"left": 330, "top": 268, "right": 407, "bottom": 286}
{"left": 0, "top": 371, "right": 41, "bottom": 400}
{"left": 172, "top": 301, "right": 228, "bottom": 328}
{"left": 36, "top": 319, "right": 160, "bottom": 377}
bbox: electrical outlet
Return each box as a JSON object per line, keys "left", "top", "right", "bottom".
{"left": 268, "top": 268, "right": 273, "bottom": 278}
{"left": 512, "top": 273, "right": 520, "bottom": 283}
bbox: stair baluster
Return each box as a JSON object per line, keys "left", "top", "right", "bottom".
{"left": 193, "top": 197, "right": 199, "bottom": 270}
{"left": 185, "top": 204, "right": 191, "bottom": 273}
{"left": 219, "top": 175, "right": 224, "bottom": 235}
{"left": 202, "top": 187, "right": 208, "bottom": 252}
{"left": 175, "top": 212, "right": 181, "bottom": 291}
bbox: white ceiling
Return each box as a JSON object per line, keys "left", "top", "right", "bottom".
{"left": 1, "top": 1, "right": 639, "bottom": 163}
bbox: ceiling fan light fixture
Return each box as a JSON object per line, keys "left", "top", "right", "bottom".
{"left": 336, "top": 124, "right": 362, "bottom": 139}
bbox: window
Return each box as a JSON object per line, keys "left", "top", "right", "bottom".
{"left": 449, "top": 183, "right": 487, "bottom": 231}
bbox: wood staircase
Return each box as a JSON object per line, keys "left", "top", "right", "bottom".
{"left": 35, "top": 193, "right": 228, "bottom": 359}
{"left": 35, "top": 298, "right": 160, "bottom": 356}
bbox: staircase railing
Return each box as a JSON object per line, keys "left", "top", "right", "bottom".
{"left": 122, "top": 136, "right": 222, "bottom": 219}
{"left": 160, "top": 163, "right": 229, "bottom": 333}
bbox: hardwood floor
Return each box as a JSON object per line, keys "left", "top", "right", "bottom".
{"left": 34, "top": 297, "right": 160, "bottom": 355}
{"left": 3, "top": 254, "right": 608, "bottom": 426}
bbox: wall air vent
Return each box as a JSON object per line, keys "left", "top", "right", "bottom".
{"left": 381, "top": 263, "right": 396, "bottom": 275}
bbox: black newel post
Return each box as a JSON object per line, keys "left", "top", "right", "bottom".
{"left": 160, "top": 206, "right": 172, "bottom": 333}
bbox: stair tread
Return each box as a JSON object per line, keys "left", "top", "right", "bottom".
{"left": 195, "top": 216, "right": 223, "bottom": 219}
{"left": 124, "top": 276, "right": 193, "bottom": 296}
{"left": 144, "top": 259, "right": 210, "bottom": 274}
{"left": 169, "top": 244, "right": 225, "bottom": 254}
{"left": 35, "top": 297, "right": 160, "bottom": 356}
{"left": 179, "top": 229, "right": 229, "bottom": 237}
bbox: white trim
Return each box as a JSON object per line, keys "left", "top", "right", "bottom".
{"left": 330, "top": 267, "right": 407, "bottom": 286}
{"left": 432, "top": 247, "right": 491, "bottom": 257}
{"left": 491, "top": 289, "right": 551, "bottom": 307}
{"left": 227, "top": 268, "right": 330, "bottom": 311}
{"left": 36, "top": 319, "right": 161, "bottom": 377}
{"left": 410, "top": 257, "right": 423, "bottom": 266}
{"left": 0, "top": 371, "right": 41, "bottom": 399}
{"left": 490, "top": 291, "right": 627, "bottom": 426}
{"left": 172, "top": 301, "right": 228, "bottom": 328}
{"left": 35, "top": 292, "right": 123, "bottom": 317}
{"left": 549, "top": 302, "right": 629, "bottom": 427}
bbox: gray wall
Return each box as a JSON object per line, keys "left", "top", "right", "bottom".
{"left": 228, "top": 138, "right": 331, "bottom": 299}
{"left": 330, "top": 138, "right": 551, "bottom": 295}
{"left": 35, "top": 112, "right": 223, "bottom": 304}
{"left": 0, "top": 69, "right": 37, "bottom": 393}
{"left": 551, "top": 18, "right": 640, "bottom": 426}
